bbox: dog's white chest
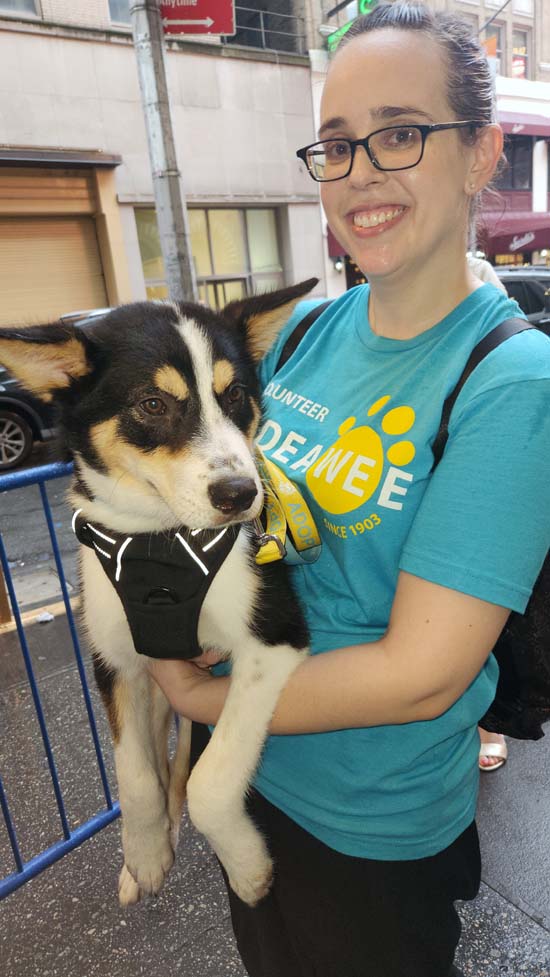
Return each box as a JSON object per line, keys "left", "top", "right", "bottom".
{"left": 198, "top": 534, "right": 259, "bottom": 653}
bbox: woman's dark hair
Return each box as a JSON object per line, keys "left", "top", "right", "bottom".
{"left": 339, "top": 2, "right": 496, "bottom": 138}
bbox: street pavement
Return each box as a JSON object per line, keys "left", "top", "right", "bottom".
{"left": 0, "top": 452, "right": 549, "bottom": 977}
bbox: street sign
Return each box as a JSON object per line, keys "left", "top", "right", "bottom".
{"left": 161, "top": 0, "right": 235, "bottom": 36}
{"left": 327, "top": 0, "right": 377, "bottom": 52}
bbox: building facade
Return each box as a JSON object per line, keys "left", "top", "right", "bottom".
{"left": 1, "top": 0, "right": 549, "bottom": 321}
{"left": 0, "top": 0, "right": 324, "bottom": 325}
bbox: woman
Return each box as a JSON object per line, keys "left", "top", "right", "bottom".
{"left": 148, "top": 5, "right": 550, "bottom": 975}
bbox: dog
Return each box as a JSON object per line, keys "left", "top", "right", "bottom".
{"left": 0, "top": 279, "right": 317, "bottom": 907}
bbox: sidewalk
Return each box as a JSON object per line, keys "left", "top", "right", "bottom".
{"left": 1, "top": 592, "right": 549, "bottom": 976}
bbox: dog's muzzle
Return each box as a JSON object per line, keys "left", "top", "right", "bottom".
{"left": 208, "top": 476, "right": 259, "bottom": 516}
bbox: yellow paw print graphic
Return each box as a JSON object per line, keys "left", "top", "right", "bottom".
{"left": 305, "top": 396, "right": 416, "bottom": 515}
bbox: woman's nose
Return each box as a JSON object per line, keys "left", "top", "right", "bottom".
{"left": 348, "top": 144, "right": 386, "bottom": 188}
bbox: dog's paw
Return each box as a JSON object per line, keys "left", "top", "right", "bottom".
{"left": 228, "top": 855, "right": 274, "bottom": 906}
{"left": 123, "top": 828, "right": 174, "bottom": 897}
{"left": 118, "top": 864, "right": 142, "bottom": 907}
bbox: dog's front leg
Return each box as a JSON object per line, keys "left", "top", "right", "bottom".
{"left": 110, "top": 668, "right": 175, "bottom": 905}
{"left": 186, "top": 643, "right": 307, "bottom": 906}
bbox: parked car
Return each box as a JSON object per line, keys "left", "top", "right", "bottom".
{"left": 495, "top": 266, "right": 550, "bottom": 333}
{"left": 0, "top": 308, "right": 110, "bottom": 471}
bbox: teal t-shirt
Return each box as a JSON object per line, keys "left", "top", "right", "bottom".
{"left": 251, "top": 282, "right": 550, "bottom": 860}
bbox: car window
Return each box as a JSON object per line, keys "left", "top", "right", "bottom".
{"left": 504, "top": 280, "right": 528, "bottom": 313}
{"left": 521, "top": 281, "right": 546, "bottom": 316}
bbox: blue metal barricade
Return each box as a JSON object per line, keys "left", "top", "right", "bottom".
{"left": 0, "top": 462, "right": 119, "bottom": 899}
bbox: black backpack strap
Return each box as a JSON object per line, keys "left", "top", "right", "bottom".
{"left": 431, "top": 317, "right": 534, "bottom": 469}
{"left": 275, "top": 300, "right": 332, "bottom": 374}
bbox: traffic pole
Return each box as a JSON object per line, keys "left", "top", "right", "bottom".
{"left": 130, "top": 0, "right": 198, "bottom": 302}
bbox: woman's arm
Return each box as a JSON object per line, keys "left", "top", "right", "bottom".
{"left": 147, "top": 570, "right": 510, "bottom": 734}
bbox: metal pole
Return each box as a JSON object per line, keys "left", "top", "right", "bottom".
{"left": 130, "top": 0, "right": 198, "bottom": 302}
{"left": 259, "top": 9, "right": 267, "bottom": 49}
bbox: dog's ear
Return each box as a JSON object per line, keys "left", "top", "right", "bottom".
{"left": 0, "top": 322, "right": 94, "bottom": 401}
{"left": 222, "top": 278, "right": 319, "bottom": 362}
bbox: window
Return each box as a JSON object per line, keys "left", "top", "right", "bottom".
{"left": 505, "top": 280, "right": 548, "bottom": 315}
{"left": 135, "top": 207, "right": 284, "bottom": 309}
{"left": 109, "top": 0, "right": 131, "bottom": 24}
{"left": 0, "top": 0, "right": 38, "bottom": 13}
{"left": 512, "top": 29, "right": 529, "bottom": 78}
{"left": 495, "top": 136, "right": 533, "bottom": 191}
{"left": 495, "top": 253, "right": 525, "bottom": 266}
{"left": 512, "top": 0, "right": 533, "bottom": 15}
{"left": 504, "top": 281, "right": 528, "bottom": 309}
{"left": 522, "top": 281, "right": 548, "bottom": 315}
{"left": 135, "top": 210, "right": 167, "bottom": 300}
{"left": 483, "top": 24, "right": 504, "bottom": 75}
{"left": 222, "top": 1, "right": 305, "bottom": 54}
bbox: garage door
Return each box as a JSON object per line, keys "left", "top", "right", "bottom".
{"left": 0, "top": 217, "right": 108, "bottom": 326}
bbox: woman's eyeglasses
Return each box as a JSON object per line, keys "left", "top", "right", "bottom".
{"left": 296, "top": 122, "right": 483, "bottom": 183}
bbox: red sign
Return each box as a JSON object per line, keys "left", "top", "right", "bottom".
{"left": 161, "top": 0, "right": 235, "bottom": 36}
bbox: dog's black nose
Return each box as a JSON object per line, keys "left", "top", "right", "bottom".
{"left": 208, "top": 477, "right": 258, "bottom": 515}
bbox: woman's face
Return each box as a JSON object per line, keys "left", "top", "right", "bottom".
{"left": 319, "top": 29, "right": 476, "bottom": 281}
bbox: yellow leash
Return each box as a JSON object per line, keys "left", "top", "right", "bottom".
{"left": 254, "top": 448, "right": 321, "bottom": 565}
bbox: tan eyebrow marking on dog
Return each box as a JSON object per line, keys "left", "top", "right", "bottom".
{"left": 154, "top": 365, "right": 189, "bottom": 401}
{"left": 213, "top": 359, "right": 235, "bottom": 395}
{"left": 246, "top": 400, "right": 261, "bottom": 443}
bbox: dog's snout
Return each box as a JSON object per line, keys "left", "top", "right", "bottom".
{"left": 208, "top": 477, "right": 258, "bottom": 515}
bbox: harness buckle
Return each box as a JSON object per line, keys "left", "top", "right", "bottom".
{"left": 252, "top": 517, "right": 287, "bottom": 561}
{"left": 257, "top": 532, "right": 287, "bottom": 560}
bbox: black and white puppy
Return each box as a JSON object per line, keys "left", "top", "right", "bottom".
{"left": 0, "top": 280, "right": 316, "bottom": 906}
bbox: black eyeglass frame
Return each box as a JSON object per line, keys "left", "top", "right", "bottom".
{"left": 296, "top": 122, "right": 484, "bottom": 182}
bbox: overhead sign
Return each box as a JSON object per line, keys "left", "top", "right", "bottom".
{"left": 161, "top": 0, "right": 235, "bottom": 36}
{"left": 327, "top": 0, "right": 377, "bottom": 53}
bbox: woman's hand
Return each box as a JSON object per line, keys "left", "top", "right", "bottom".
{"left": 146, "top": 653, "right": 229, "bottom": 723}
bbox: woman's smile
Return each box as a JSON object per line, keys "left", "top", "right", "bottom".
{"left": 347, "top": 205, "right": 408, "bottom": 235}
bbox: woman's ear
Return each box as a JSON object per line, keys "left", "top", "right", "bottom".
{"left": 465, "top": 123, "right": 504, "bottom": 195}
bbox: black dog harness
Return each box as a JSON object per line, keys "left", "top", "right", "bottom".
{"left": 72, "top": 512, "right": 240, "bottom": 660}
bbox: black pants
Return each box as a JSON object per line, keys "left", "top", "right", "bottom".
{"left": 191, "top": 724, "right": 480, "bottom": 977}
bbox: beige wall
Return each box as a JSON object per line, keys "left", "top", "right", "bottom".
{"left": 0, "top": 21, "right": 325, "bottom": 297}
{"left": 0, "top": 23, "right": 316, "bottom": 201}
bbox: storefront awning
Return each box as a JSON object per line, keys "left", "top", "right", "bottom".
{"left": 498, "top": 112, "right": 550, "bottom": 138}
{"left": 482, "top": 210, "right": 550, "bottom": 255}
{"left": 0, "top": 147, "right": 122, "bottom": 168}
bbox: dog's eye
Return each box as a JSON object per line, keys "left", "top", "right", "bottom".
{"left": 140, "top": 397, "right": 167, "bottom": 416}
{"left": 224, "top": 384, "right": 246, "bottom": 408}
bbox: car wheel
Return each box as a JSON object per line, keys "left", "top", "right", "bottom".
{"left": 0, "top": 410, "right": 34, "bottom": 471}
